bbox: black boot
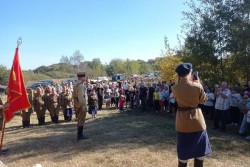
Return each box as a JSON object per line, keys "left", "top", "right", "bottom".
{"left": 68, "top": 116, "right": 72, "bottom": 121}
{"left": 64, "top": 110, "right": 69, "bottom": 121}
{"left": 77, "top": 126, "right": 88, "bottom": 140}
{"left": 55, "top": 116, "right": 59, "bottom": 124}
{"left": 41, "top": 117, "right": 45, "bottom": 125}
{"left": 38, "top": 118, "right": 42, "bottom": 125}
{"left": 51, "top": 117, "right": 54, "bottom": 124}
{"left": 22, "top": 121, "right": 26, "bottom": 128}
{"left": 178, "top": 161, "right": 187, "bottom": 167}
{"left": 26, "top": 120, "right": 30, "bottom": 127}
{"left": 194, "top": 158, "right": 203, "bottom": 167}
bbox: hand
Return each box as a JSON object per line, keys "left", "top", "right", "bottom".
{"left": 3, "top": 102, "right": 10, "bottom": 108}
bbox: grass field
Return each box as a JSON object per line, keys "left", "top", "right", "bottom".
{"left": 0, "top": 95, "right": 250, "bottom": 167}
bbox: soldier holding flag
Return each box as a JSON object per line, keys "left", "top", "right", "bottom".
{"left": 0, "top": 97, "right": 9, "bottom": 131}
{"left": 1, "top": 39, "right": 31, "bottom": 152}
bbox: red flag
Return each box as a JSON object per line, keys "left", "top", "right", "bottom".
{"left": 4, "top": 47, "right": 31, "bottom": 123}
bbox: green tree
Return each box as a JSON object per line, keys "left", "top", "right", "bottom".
{"left": 181, "top": 0, "right": 250, "bottom": 84}
{"left": 108, "top": 59, "right": 126, "bottom": 75}
{"left": 0, "top": 64, "right": 9, "bottom": 84}
{"left": 158, "top": 56, "right": 182, "bottom": 82}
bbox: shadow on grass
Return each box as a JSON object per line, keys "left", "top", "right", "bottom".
{"left": 2, "top": 109, "right": 250, "bottom": 164}
{"left": 2, "top": 109, "right": 177, "bottom": 163}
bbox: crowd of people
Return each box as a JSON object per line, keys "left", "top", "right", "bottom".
{"left": 15, "top": 79, "right": 177, "bottom": 128}
{"left": 0, "top": 77, "right": 250, "bottom": 142}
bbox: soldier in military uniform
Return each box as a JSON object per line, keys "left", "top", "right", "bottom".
{"left": 34, "top": 87, "right": 45, "bottom": 125}
{"left": 0, "top": 97, "right": 9, "bottom": 131}
{"left": 21, "top": 88, "right": 33, "bottom": 128}
{"left": 58, "top": 86, "right": 67, "bottom": 120}
{"left": 61, "top": 88, "right": 74, "bottom": 121}
{"left": 73, "top": 72, "right": 88, "bottom": 140}
{"left": 44, "top": 86, "right": 52, "bottom": 123}
{"left": 48, "top": 87, "right": 60, "bottom": 124}
{"left": 172, "top": 63, "right": 212, "bottom": 167}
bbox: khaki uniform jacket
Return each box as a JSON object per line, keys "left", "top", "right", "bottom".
{"left": 73, "top": 81, "right": 88, "bottom": 110}
{"left": 172, "top": 78, "right": 207, "bottom": 132}
{"left": 62, "top": 93, "right": 73, "bottom": 109}
{"left": 58, "top": 92, "right": 65, "bottom": 109}
{"left": 48, "top": 94, "right": 59, "bottom": 111}
{"left": 44, "top": 93, "right": 51, "bottom": 111}
{"left": 34, "top": 95, "right": 45, "bottom": 112}
{"left": 22, "top": 92, "right": 33, "bottom": 114}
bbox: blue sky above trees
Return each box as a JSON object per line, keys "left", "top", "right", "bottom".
{"left": 0, "top": 0, "right": 188, "bottom": 70}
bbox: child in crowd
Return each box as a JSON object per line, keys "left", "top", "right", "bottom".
{"left": 153, "top": 88, "right": 160, "bottom": 113}
{"left": 88, "top": 91, "right": 98, "bottom": 118}
{"left": 104, "top": 92, "right": 111, "bottom": 110}
{"left": 159, "top": 87, "right": 166, "bottom": 113}
{"left": 169, "top": 92, "right": 177, "bottom": 115}
{"left": 119, "top": 95, "right": 126, "bottom": 112}
{"left": 110, "top": 92, "right": 116, "bottom": 108}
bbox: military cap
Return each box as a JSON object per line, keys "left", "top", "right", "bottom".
{"left": 175, "top": 63, "right": 192, "bottom": 76}
{"left": 77, "top": 72, "right": 86, "bottom": 77}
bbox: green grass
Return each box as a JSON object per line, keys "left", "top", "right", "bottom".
{"left": 1, "top": 108, "right": 250, "bottom": 167}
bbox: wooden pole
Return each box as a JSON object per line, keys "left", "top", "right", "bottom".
{"left": 0, "top": 120, "right": 6, "bottom": 150}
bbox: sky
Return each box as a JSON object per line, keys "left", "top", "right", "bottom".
{"left": 0, "top": 0, "right": 189, "bottom": 70}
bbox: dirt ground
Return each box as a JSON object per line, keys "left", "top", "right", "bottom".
{"left": 0, "top": 95, "right": 250, "bottom": 167}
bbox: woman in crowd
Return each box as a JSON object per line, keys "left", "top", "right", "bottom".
{"left": 203, "top": 88, "right": 215, "bottom": 119}
{"left": 129, "top": 87, "right": 136, "bottom": 109}
{"left": 88, "top": 91, "right": 98, "bottom": 118}
{"left": 229, "top": 87, "right": 242, "bottom": 125}
{"left": 153, "top": 88, "right": 160, "bottom": 113}
{"left": 239, "top": 91, "right": 250, "bottom": 138}
{"left": 169, "top": 91, "right": 177, "bottom": 115}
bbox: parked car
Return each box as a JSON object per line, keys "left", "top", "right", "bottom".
{"left": 101, "top": 76, "right": 109, "bottom": 82}
{"left": 26, "top": 82, "right": 51, "bottom": 90}
{"left": 0, "top": 85, "right": 6, "bottom": 93}
{"left": 112, "top": 74, "right": 125, "bottom": 81}
{"left": 62, "top": 78, "right": 78, "bottom": 85}
{"left": 144, "top": 73, "right": 155, "bottom": 78}
{"left": 39, "top": 79, "right": 55, "bottom": 86}
{"left": 90, "top": 77, "right": 109, "bottom": 84}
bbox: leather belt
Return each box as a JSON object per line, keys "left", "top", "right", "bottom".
{"left": 178, "top": 106, "right": 198, "bottom": 111}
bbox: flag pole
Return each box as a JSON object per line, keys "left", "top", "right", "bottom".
{"left": 0, "top": 37, "right": 22, "bottom": 154}
{"left": 0, "top": 120, "right": 7, "bottom": 151}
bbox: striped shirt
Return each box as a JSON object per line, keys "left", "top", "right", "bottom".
{"left": 215, "top": 89, "right": 231, "bottom": 110}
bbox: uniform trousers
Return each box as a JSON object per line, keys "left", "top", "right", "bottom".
{"left": 21, "top": 111, "right": 31, "bottom": 121}
{"left": 214, "top": 109, "right": 229, "bottom": 130}
{"left": 75, "top": 107, "right": 87, "bottom": 127}
{"left": 36, "top": 109, "right": 46, "bottom": 119}
{"left": 49, "top": 104, "right": 59, "bottom": 117}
